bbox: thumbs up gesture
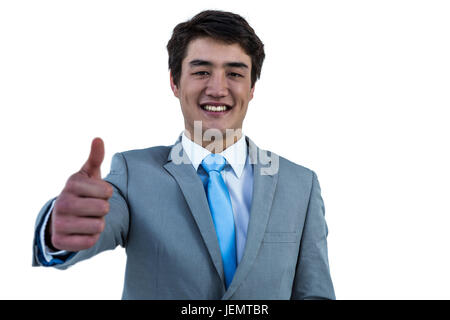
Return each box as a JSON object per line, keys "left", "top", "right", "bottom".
{"left": 48, "top": 138, "right": 113, "bottom": 252}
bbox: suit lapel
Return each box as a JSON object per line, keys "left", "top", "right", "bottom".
{"left": 223, "top": 137, "right": 279, "bottom": 299}
{"left": 163, "top": 137, "right": 225, "bottom": 288}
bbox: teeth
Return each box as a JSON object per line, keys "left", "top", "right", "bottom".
{"left": 203, "top": 105, "right": 228, "bottom": 112}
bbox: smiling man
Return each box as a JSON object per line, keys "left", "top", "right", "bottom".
{"left": 32, "top": 10, "right": 335, "bottom": 300}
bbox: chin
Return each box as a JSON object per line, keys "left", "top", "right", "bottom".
{"left": 202, "top": 125, "right": 228, "bottom": 135}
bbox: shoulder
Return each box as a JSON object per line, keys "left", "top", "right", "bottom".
{"left": 279, "top": 154, "right": 314, "bottom": 176}
{"left": 283, "top": 156, "right": 319, "bottom": 184}
{"left": 247, "top": 136, "right": 316, "bottom": 182}
{"left": 268, "top": 153, "right": 325, "bottom": 208}
{"left": 111, "top": 145, "right": 173, "bottom": 170}
{"left": 256, "top": 144, "right": 316, "bottom": 182}
{"left": 277, "top": 154, "right": 318, "bottom": 191}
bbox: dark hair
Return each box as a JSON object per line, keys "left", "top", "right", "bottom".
{"left": 167, "top": 10, "right": 265, "bottom": 88}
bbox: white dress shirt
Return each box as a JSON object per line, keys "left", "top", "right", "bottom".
{"left": 181, "top": 131, "right": 253, "bottom": 264}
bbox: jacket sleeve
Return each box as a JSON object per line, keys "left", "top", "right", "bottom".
{"left": 291, "top": 171, "right": 336, "bottom": 299}
{"left": 32, "top": 152, "right": 130, "bottom": 270}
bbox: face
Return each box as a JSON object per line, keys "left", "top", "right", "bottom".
{"left": 170, "top": 37, "right": 255, "bottom": 141}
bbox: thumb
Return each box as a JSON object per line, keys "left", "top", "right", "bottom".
{"left": 80, "top": 137, "right": 105, "bottom": 179}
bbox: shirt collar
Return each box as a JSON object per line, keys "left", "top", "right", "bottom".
{"left": 181, "top": 130, "right": 247, "bottom": 178}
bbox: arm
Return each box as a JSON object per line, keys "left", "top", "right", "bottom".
{"left": 291, "top": 171, "right": 336, "bottom": 300}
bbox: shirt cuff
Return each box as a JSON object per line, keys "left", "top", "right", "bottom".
{"left": 39, "top": 199, "right": 69, "bottom": 262}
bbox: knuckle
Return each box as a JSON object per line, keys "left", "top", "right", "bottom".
{"left": 67, "top": 173, "right": 77, "bottom": 182}
{"left": 51, "top": 234, "right": 65, "bottom": 249}
{"left": 70, "top": 172, "right": 83, "bottom": 182}
{"left": 105, "top": 184, "right": 114, "bottom": 198}
{"left": 95, "top": 200, "right": 109, "bottom": 215}
{"left": 65, "top": 174, "right": 87, "bottom": 194}
{"left": 54, "top": 197, "right": 70, "bottom": 215}
{"left": 64, "top": 178, "right": 78, "bottom": 192}
{"left": 53, "top": 201, "right": 63, "bottom": 214}
{"left": 102, "top": 201, "right": 110, "bottom": 214}
{"left": 52, "top": 216, "right": 65, "bottom": 232}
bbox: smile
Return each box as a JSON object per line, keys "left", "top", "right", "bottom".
{"left": 200, "top": 104, "right": 232, "bottom": 113}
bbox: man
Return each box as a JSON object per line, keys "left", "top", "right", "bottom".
{"left": 32, "top": 10, "right": 335, "bottom": 300}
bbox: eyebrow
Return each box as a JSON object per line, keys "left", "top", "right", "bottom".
{"left": 189, "top": 59, "right": 249, "bottom": 69}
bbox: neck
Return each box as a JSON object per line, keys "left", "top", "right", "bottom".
{"left": 184, "top": 128, "right": 243, "bottom": 153}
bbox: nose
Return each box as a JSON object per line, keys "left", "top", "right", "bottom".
{"left": 205, "top": 72, "right": 228, "bottom": 97}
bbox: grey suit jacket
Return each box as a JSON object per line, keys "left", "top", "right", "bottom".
{"left": 32, "top": 136, "right": 335, "bottom": 300}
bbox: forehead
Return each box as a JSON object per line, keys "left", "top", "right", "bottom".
{"left": 183, "top": 37, "right": 251, "bottom": 66}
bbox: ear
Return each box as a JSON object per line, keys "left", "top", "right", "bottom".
{"left": 249, "top": 84, "right": 255, "bottom": 101}
{"left": 170, "top": 71, "right": 179, "bottom": 98}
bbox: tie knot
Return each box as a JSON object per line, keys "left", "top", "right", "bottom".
{"left": 201, "top": 153, "right": 226, "bottom": 173}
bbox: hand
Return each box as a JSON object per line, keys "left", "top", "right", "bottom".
{"left": 48, "top": 138, "right": 113, "bottom": 251}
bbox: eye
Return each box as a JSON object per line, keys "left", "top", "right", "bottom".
{"left": 229, "top": 72, "right": 243, "bottom": 78}
{"left": 192, "top": 71, "right": 209, "bottom": 76}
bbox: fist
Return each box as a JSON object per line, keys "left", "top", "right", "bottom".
{"left": 48, "top": 138, "right": 113, "bottom": 252}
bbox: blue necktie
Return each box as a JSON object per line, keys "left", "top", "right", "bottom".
{"left": 201, "top": 153, "right": 237, "bottom": 288}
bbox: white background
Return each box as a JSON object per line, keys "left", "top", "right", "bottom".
{"left": 1, "top": 0, "right": 449, "bottom": 299}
